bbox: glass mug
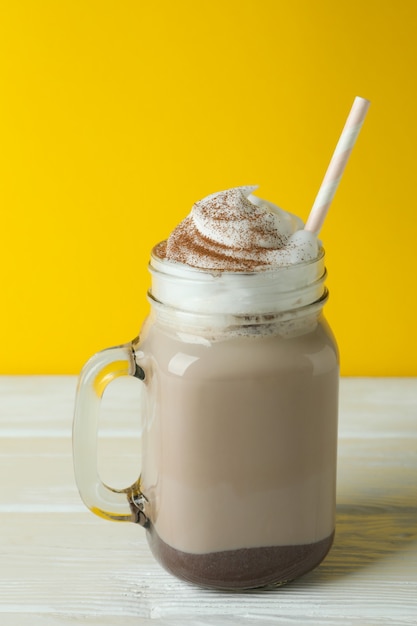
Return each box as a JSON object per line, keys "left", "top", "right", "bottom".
{"left": 73, "top": 247, "right": 339, "bottom": 590}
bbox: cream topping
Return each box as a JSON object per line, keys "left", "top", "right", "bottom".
{"left": 155, "top": 187, "right": 318, "bottom": 272}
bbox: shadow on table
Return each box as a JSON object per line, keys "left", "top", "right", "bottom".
{"left": 311, "top": 495, "right": 417, "bottom": 580}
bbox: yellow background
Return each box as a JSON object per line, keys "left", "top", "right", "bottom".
{"left": 1, "top": 1, "right": 416, "bottom": 375}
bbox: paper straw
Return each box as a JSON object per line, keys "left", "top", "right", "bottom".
{"left": 304, "top": 96, "right": 370, "bottom": 234}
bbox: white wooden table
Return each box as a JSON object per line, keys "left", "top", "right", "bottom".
{"left": 1, "top": 377, "right": 416, "bottom": 625}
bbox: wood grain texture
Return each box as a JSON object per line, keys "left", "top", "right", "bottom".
{"left": 0, "top": 377, "right": 416, "bottom": 625}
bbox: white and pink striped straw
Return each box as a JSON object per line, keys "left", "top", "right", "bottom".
{"left": 304, "top": 96, "right": 370, "bottom": 234}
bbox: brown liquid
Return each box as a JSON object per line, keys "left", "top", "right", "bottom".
{"left": 138, "top": 315, "right": 339, "bottom": 588}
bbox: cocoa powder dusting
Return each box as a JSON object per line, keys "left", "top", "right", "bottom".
{"left": 154, "top": 187, "right": 308, "bottom": 272}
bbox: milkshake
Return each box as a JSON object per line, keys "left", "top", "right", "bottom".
{"left": 74, "top": 96, "right": 370, "bottom": 590}
{"left": 133, "top": 186, "right": 339, "bottom": 588}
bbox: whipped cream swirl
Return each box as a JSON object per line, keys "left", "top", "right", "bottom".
{"left": 155, "top": 187, "right": 318, "bottom": 272}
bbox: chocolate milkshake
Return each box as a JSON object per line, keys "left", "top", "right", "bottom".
{"left": 133, "top": 187, "right": 339, "bottom": 589}
{"left": 75, "top": 94, "right": 370, "bottom": 590}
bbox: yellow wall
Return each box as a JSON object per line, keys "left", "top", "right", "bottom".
{"left": 1, "top": 1, "right": 416, "bottom": 375}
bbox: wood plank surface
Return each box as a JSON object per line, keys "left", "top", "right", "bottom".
{"left": 0, "top": 377, "right": 416, "bottom": 625}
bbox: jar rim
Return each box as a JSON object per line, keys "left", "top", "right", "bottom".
{"left": 148, "top": 246, "right": 327, "bottom": 316}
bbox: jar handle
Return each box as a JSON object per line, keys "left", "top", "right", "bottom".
{"left": 72, "top": 341, "right": 149, "bottom": 526}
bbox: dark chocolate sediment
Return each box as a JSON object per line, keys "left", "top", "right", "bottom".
{"left": 147, "top": 527, "right": 335, "bottom": 590}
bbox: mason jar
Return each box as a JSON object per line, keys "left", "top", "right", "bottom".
{"left": 73, "top": 246, "right": 339, "bottom": 589}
